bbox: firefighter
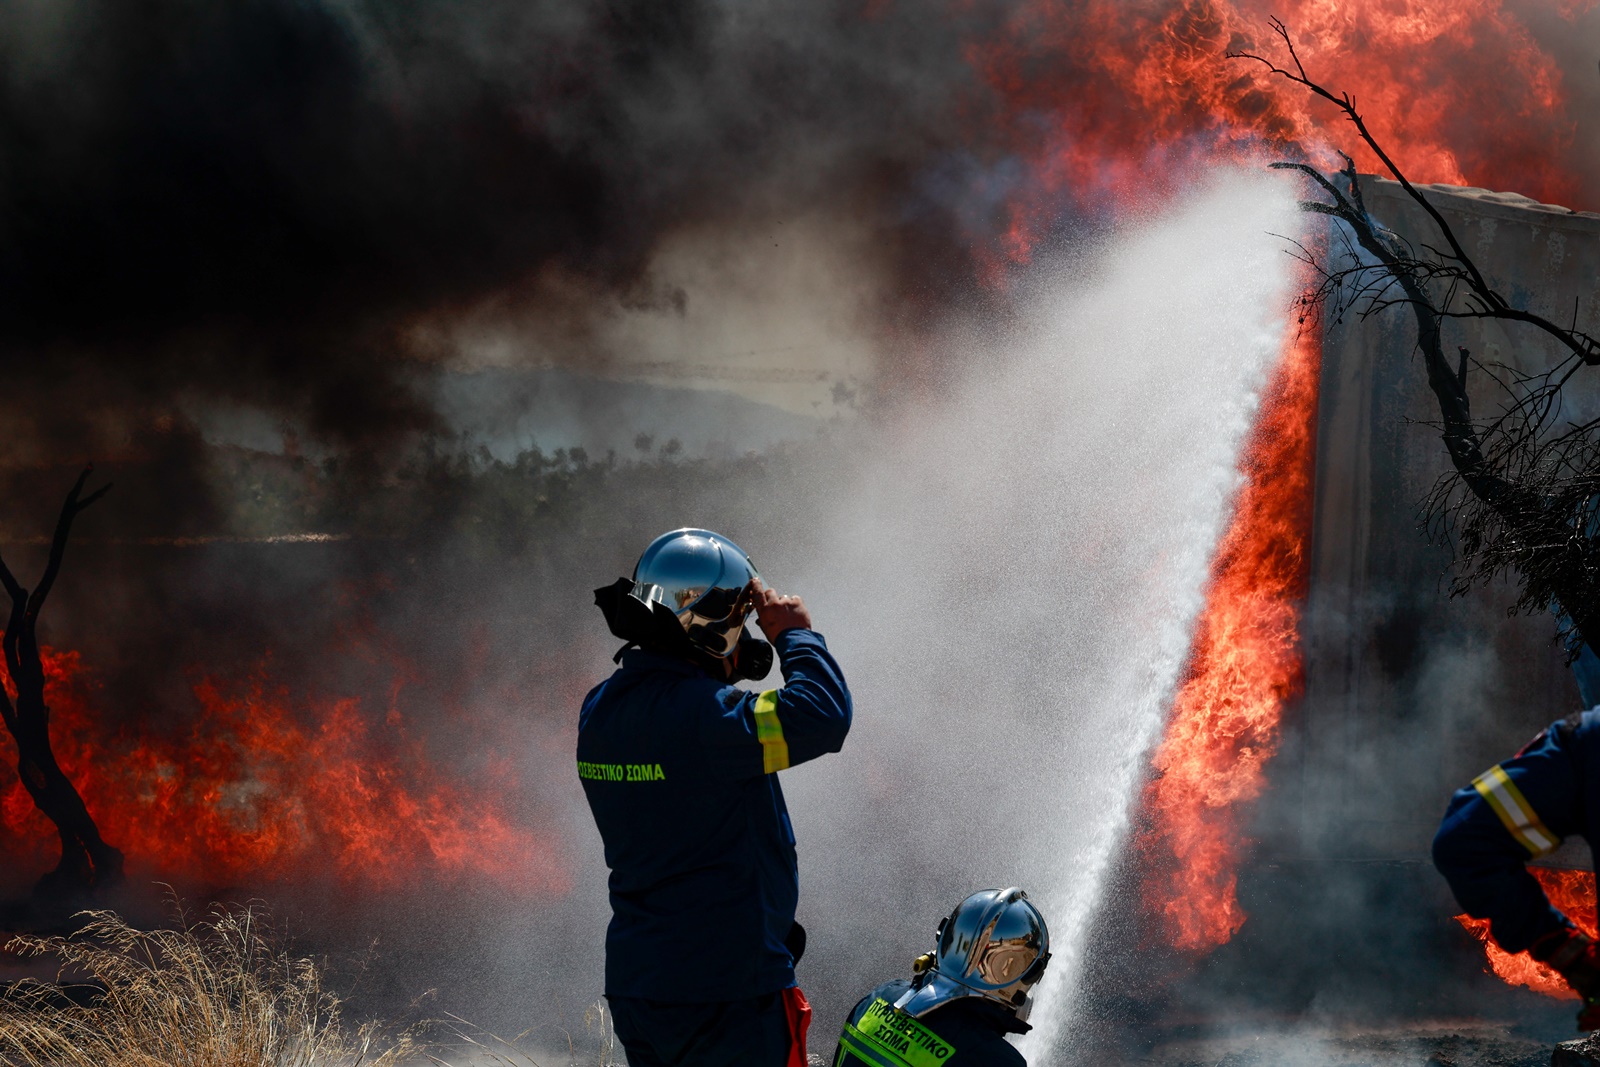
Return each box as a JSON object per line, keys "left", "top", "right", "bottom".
{"left": 579, "top": 528, "right": 852, "bottom": 1067}
{"left": 1433, "top": 709, "right": 1600, "bottom": 1030}
{"left": 834, "top": 888, "right": 1051, "bottom": 1067}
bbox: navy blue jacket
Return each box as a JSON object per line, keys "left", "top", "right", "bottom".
{"left": 1434, "top": 709, "right": 1600, "bottom": 953}
{"left": 834, "top": 979, "right": 1029, "bottom": 1067}
{"left": 577, "top": 628, "right": 851, "bottom": 1002}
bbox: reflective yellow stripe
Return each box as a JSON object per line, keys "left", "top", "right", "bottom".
{"left": 842, "top": 999, "right": 956, "bottom": 1067}
{"left": 838, "top": 1026, "right": 909, "bottom": 1067}
{"left": 1473, "top": 764, "right": 1560, "bottom": 856}
{"left": 752, "top": 690, "right": 790, "bottom": 774}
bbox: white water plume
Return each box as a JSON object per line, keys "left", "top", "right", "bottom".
{"left": 771, "top": 168, "right": 1306, "bottom": 1054}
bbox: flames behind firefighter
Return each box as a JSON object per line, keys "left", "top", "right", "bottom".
{"left": 579, "top": 527, "right": 852, "bottom": 1067}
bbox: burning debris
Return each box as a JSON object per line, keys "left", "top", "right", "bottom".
{"left": 3, "top": 648, "right": 566, "bottom": 894}
{"left": 1459, "top": 868, "right": 1599, "bottom": 1001}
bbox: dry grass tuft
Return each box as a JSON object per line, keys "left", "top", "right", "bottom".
{"left": 0, "top": 906, "right": 422, "bottom": 1067}
{"left": 427, "top": 1005, "right": 619, "bottom": 1067}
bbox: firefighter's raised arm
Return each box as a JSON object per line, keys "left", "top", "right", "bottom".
{"left": 700, "top": 579, "right": 851, "bottom": 780}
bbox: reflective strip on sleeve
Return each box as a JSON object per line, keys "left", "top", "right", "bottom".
{"left": 752, "top": 690, "right": 790, "bottom": 774}
{"left": 1472, "top": 764, "right": 1561, "bottom": 856}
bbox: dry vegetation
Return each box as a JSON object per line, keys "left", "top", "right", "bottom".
{"left": 0, "top": 906, "right": 615, "bottom": 1067}
{"left": 0, "top": 906, "right": 420, "bottom": 1067}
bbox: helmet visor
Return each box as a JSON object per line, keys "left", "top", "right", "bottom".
{"left": 679, "top": 583, "right": 755, "bottom": 658}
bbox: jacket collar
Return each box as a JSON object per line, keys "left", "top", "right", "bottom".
{"left": 618, "top": 647, "right": 710, "bottom": 678}
{"left": 954, "top": 997, "right": 1032, "bottom": 1035}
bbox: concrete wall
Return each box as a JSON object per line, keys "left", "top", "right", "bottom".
{"left": 1286, "top": 178, "right": 1600, "bottom": 865}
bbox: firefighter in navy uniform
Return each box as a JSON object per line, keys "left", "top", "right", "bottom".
{"left": 578, "top": 528, "right": 852, "bottom": 1067}
{"left": 1434, "top": 708, "right": 1600, "bottom": 1030}
{"left": 835, "top": 888, "right": 1051, "bottom": 1067}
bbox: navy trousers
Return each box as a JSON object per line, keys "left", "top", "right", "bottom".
{"left": 608, "top": 991, "right": 792, "bottom": 1067}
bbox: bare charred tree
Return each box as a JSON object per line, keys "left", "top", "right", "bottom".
{"left": 1232, "top": 20, "right": 1600, "bottom": 659}
{"left": 0, "top": 467, "right": 123, "bottom": 897}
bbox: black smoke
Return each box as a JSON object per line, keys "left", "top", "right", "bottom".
{"left": 0, "top": 0, "right": 1001, "bottom": 453}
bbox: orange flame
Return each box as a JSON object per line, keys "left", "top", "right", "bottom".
{"left": 968, "top": 0, "right": 1594, "bottom": 268}
{"left": 1456, "top": 867, "right": 1598, "bottom": 999}
{"left": 0, "top": 648, "right": 569, "bottom": 893}
{"left": 1137, "top": 309, "right": 1321, "bottom": 951}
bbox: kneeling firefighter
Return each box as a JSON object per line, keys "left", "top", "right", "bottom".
{"left": 1434, "top": 708, "right": 1600, "bottom": 1030}
{"left": 577, "top": 528, "right": 853, "bottom": 1067}
{"left": 834, "top": 888, "right": 1050, "bottom": 1067}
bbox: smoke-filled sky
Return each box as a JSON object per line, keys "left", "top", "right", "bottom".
{"left": 3, "top": 0, "right": 1599, "bottom": 465}
{"left": 0, "top": 0, "right": 995, "bottom": 455}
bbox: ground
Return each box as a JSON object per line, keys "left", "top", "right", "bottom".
{"left": 1119, "top": 1021, "right": 1563, "bottom": 1067}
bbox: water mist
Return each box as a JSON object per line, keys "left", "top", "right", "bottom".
{"left": 762, "top": 168, "right": 1308, "bottom": 1053}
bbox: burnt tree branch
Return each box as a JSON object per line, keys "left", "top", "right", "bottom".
{"left": 1237, "top": 25, "right": 1600, "bottom": 657}
{"left": 0, "top": 556, "right": 22, "bottom": 742}
{"left": 1270, "top": 157, "right": 1512, "bottom": 504}
{"left": 1233, "top": 18, "right": 1600, "bottom": 365}
{"left": 0, "top": 466, "right": 124, "bottom": 899}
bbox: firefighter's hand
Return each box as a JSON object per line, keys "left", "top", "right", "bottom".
{"left": 750, "top": 578, "right": 812, "bottom": 642}
{"left": 1538, "top": 930, "right": 1600, "bottom": 1031}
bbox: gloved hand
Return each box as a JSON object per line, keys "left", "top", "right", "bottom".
{"left": 749, "top": 578, "right": 812, "bottom": 642}
{"left": 1530, "top": 928, "right": 1600, "bottom": 1030}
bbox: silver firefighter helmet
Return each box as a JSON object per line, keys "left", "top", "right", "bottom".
{"left": 630, "top": 528, "right": 759, "bottom": 658}
{"left": 892, "top": 887, "right": 1051, "bottom": 1022}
